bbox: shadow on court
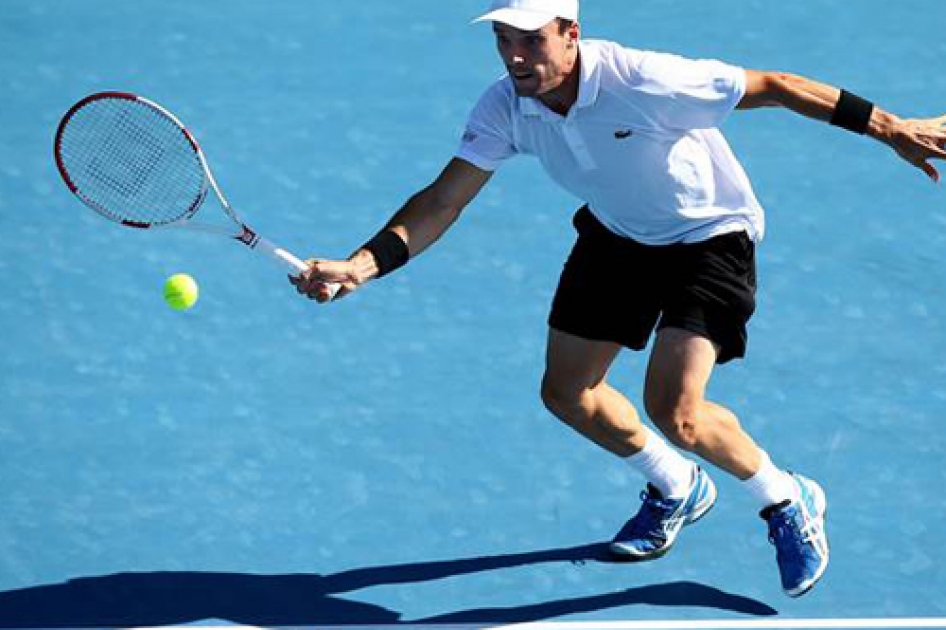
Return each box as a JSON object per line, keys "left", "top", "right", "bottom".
{"left": 0, "top": 543, "right": 777, "bottom": 627}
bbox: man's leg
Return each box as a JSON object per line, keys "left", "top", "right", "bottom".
{"left": 541, "top": 327, "right": 715, "bottom": 560}
{"left": 540, "top": 327, "right": 644, "bottom": 457}
{"left": 644, "top": 326, "right": 829, "bottom": 597}
{"left": 643, "top": 327, "right": 763, "bottom": 479}
{"left": 541, "top": 328, "right": 698, "bottom": 496}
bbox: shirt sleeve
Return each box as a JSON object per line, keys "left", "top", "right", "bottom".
{"left": 629, "top": 49, "right": 746, "bottom": 132}
{"left": 455, "top": 81, "right": 518, "bottom": 172}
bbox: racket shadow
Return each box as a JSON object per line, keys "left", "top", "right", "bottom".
{"left": 0, "top": 542, "right": 777, "bottom": 627}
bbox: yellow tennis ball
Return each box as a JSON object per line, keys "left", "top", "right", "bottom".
{"left": 163, "top": 273, "right": 199, "bottom": 311}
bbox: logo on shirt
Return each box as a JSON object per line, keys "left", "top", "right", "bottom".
{"left": 462, "top": 129, "right": 478, "bottom": 143}
{"left": 614, "top": 129, "right": 634, "bottom": 140}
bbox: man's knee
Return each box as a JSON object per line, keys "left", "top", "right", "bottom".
{"left": 540, "top": 373, "right": 587, "bottom": 424}
{"left": 644, "top": 393, "right": 703, "bottom": 452}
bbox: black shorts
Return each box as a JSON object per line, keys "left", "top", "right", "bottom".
{"left": 548, "top": 206, "right": 757, "bottom": 364}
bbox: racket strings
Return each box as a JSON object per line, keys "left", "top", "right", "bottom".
{"left": 58, "top": 97, "right": 206, "bottom": 226}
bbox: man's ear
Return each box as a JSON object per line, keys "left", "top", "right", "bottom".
{"left": 567, "top": 21, "right": 580, "bottom": 46}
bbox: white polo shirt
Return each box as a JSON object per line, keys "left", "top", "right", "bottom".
{"left": 456, "top": 39, "right": 765, "bottom": 245}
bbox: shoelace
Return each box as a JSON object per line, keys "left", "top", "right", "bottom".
{"left": 622, "top": 490, "right": 679, "bottom": 542}
{"left": 768, "top": 507, "right": 816, "bottom": 549}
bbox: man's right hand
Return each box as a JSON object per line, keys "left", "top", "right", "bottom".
{"left": 290, "top": 257, "right": 366, "bottom": 303}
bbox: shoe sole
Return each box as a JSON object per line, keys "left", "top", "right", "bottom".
{"left": 784, "top": 478, "right": 829, "bottom": 598}
{"left": 609, "top": 473, "right": 718, "bottom": 561}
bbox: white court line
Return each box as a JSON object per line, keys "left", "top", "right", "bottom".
{"left": 124, "top": 619, "right": 946, "bottom": 630}
{"left": 490, "top": 620, "right": 946, "bottom": 630}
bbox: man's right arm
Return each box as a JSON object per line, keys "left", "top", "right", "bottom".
{"left": 293, "top": 158, "right": 493, "bottom": 302}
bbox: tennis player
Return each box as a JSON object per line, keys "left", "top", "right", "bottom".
{"left": 292, "top": 0, "right": 946, "bottom": 597}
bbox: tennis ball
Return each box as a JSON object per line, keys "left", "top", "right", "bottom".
{"left": 163, "top": 273, "right": 199, "bottom": 311}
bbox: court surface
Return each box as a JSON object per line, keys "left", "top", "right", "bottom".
{"left": 1, "top": 0, "right": 945, "bottom": 627}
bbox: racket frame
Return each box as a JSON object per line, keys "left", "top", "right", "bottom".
{"left": 54, "top": 91, "right": 336, "bottom": 288}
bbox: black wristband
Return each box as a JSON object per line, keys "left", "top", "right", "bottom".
{"left": 362, "top": 230, "right": 409, "bottom": 279}
{"left": 830, "top": 89, "right": 874, "bottom": 135}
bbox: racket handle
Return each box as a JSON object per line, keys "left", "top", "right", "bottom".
{"left": 255, "top": 236, "right": 341, "bottom": 300}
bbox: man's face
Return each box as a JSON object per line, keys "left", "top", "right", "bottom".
{"left": 493, "top": 20, "right": 577, "bottom": 97}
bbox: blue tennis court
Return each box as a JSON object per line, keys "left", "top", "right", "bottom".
{"left": 1, "top": 0, "right": 945, "bottom": 627}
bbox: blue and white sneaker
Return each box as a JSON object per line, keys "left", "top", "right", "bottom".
{"left": 609, "top": 465, "right": 717, "bottom": 560}
{"left": 762, "top": 473, "right": 829, "bottom": 597}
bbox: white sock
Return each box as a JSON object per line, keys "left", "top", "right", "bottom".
{"left": 624, "top": 426, "right": 695, "bottom": 499}
{"left": 742, "top": 451, "right": 797, "bottom": 509}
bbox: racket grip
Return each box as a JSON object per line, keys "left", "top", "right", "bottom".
{"left": 255, "top": 236, "right": 341, "bottom": 300}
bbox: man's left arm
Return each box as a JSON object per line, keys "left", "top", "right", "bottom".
{"left": 738, "top": 69, "right": 946, "bottom": 182}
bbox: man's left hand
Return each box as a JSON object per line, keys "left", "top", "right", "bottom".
{"left": 884, "top": 113, "right": 946, "bottom": 182}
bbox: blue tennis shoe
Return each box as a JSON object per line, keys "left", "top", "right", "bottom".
{"left": 762, "top": 473, "right": 829, "bottom": 597}
{"left": 609, "top": 465, "right": 717, "bottom": 560}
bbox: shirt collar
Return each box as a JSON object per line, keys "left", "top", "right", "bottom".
{"left": 519, "top": 40, "right": 601, "bottom": 118}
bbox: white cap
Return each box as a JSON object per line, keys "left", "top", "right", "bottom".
{"left": 473, "top": 0, "right": 579, "bottom": 31}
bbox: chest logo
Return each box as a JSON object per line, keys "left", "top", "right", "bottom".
{"left": 614, "top": 129, "right": 634, "bottom": 140}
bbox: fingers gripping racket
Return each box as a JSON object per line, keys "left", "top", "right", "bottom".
{"left": 54, "top": 91, "right": 340, "bottom": 296}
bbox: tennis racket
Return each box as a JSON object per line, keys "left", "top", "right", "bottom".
{"left": 54, "top": 91, "right": 340, "bottom": 296}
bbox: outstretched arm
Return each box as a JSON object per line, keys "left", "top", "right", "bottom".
{"left": 738, "top": 70, "right": 946, "bottom": 182}
{"left": 292, "top": 158, "right": 492, "bottom": 302}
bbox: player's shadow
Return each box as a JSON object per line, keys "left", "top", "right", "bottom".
{"left": 0, "top": 542, "right": 777, "bottom": 627}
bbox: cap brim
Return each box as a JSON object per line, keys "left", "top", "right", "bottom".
{"left": 472, "top": 8, "right": 557, "bottom": 31}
